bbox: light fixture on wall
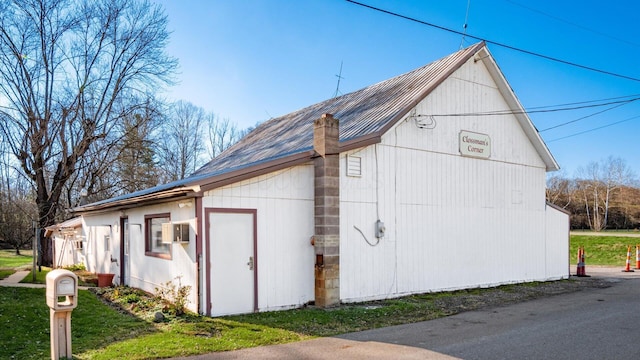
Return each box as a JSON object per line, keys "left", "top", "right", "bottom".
{"left": 178, "top": 202, "right": 192, "bottom": 208}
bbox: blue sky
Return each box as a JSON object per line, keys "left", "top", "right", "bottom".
{"left": 153, "top": 0, "right": 640, "bottom": 177}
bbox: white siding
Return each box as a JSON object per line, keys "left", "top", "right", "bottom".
{"left": 340, "top": 56, "right": 560, "bottom": 302}
{"left": 203, "top": 164, "right": 315, "bottom": 312}
{"left": 545, "top": 205, "right": 570, "bottom": 279}
{"left": 83, "top": 201, "right": 199, "bottom": 313}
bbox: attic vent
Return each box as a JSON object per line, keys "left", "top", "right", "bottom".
{"left": 415, "top": 115, "right": 436, "bottom": 129}
{"left": 346, "top": 155, "right": 362, "bottom": 177}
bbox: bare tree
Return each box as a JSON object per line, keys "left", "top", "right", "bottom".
{"left": 546, "top": 172, "right": 573, "bottom": 209}
{"left": 602, "top": 156, "right": 634, "bottom": 229}
{"left": 207, "top": 115, "right": 240, "bottom": 160}
{"left": 156, "top": 101, "right": 207, "bottom": 183}
{"left": 0, "top": 0, "right": 177, "bottom": 265}
{"left": 575, "top": 157, "right": 635, "bottom": 231}
{"left": 0, "top": 144, "right": 37, "bottom": 254}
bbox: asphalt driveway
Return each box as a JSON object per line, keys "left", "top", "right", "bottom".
{"left": 176, "top": 267, "right": 640, "bottom": 360}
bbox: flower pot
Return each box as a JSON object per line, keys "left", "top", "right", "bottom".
{"left": 97, "top": 273, "right": 115, "bottom": 287}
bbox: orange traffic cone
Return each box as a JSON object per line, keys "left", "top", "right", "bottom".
{"left": 576, "top": 246, "right": 589, "bottom": 277}
{"left": 622, "top": 245, "right": 635, "bottom": 273}
{"left": 635, "top": 244, "right": 640, "bottom": 270}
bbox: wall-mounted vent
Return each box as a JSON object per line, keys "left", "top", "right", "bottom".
{"left": 346, "top": 155, "right": 362, "bottom": 177}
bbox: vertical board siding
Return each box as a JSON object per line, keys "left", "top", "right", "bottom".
{"left": 341, "top": 56, "right": 560, "bottom": 302}
{"left": 545, "top": 205, "right": 570, "bottom": 279}
{"left": 203, "top": 165, "right": 315, "bottom": 311}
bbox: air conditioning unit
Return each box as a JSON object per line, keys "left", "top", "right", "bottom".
{"left": 161, "top": 222, "right": 190, "bottom": 244}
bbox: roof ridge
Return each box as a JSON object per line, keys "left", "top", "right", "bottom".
{"left": 192, "top": 42, "right": 485, "bottom": 177}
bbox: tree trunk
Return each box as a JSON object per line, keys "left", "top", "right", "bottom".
{"left": 38, "top": 201, "right": 56, "bottom": 267}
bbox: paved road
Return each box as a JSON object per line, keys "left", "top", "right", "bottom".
{"left": 178, "top": 268, "right": 640, "bottom": 360}
{"left": 340, "top": 276, "right": 640, "bottom": 359}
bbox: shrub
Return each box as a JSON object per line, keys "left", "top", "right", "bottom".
{"left": 63, "top": 263, "right": 86, "bottom": 271}
{"left": 155, "top": 276, "right": 192, "bottom": 316}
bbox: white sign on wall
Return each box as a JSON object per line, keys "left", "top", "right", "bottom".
{"left": 459, "top": 130, "right": 491, "bottom": 159}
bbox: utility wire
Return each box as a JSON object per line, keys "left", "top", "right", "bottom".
{"left": 505, "top": 0, "right": 640, "bottom": 49}
{"left": 539, "top": 101, "right": 632, "bottom": 132}
{"left": 547, "top": 115, "right": 640, "bottom": 142}
{"left": 420, "top": 97, "right": 640, "bottom": 117}
{"left": 345, "top": 0, "right": 640, "bottom": 83}
{"left": 526, "top": 94, "right": 640, "bottom": 111}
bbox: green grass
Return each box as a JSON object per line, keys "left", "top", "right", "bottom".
{"left": 570, "top": 235, "right": 639, "bottom": 266}
{"left": 0, "top": 249, "right": 33, "bottom": 269}
{"left": 0, "top": 287, "right": 306, "bottom": 360}
{"left": 0, "top": 269, "right": 15, "bottom": 280}
{"left": 20, "top": 267, "right": 51, "bottom": 284}
{"left": 0, "top": 287, "right": 154, "bottom": 360}
{"left": 1, "top": 235, "right": 633, "bottom": 359}
{"left": 0, "top": 277, "right": 600, "bottom": 360}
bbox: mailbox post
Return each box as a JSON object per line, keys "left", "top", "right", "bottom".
{"left": 46, "top": 269, "right": 78, "bottom": 360}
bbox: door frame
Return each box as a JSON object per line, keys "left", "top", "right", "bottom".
{"left": 204, "top": 208, "right": 258, "bottom": 316}
{"left": 119, "top": 216, "right": 128, "bottom": 285}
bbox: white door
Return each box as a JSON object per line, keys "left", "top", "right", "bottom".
{"left": 209, "top": 211, "right": 256, "bottom": 316}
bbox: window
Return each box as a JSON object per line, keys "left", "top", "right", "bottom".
{"left": 145, "top": 213, "right": 171, "bottom": 259}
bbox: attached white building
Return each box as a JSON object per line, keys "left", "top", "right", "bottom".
{"left": 71, "top": 42, "right": 569, "bottom": 316}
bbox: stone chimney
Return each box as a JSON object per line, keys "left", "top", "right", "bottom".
{"left": 313, "top": 113, "right": 340, "bottom": 308}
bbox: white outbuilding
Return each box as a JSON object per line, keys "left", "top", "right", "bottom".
{"left": 71, "top": 42, "right": 569, "bottom": 316}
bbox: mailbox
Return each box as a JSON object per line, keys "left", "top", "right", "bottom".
{"left": 46, "top": 269, "right": 78, "bottom": 310}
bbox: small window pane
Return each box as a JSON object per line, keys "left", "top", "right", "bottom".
{"left": 147, "top": 216, "right": 170, "bottom": 256}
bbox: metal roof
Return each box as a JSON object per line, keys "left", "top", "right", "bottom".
{"left": 74, "top": 41, "right": 557, "bottom": 213}
{"left": 192, "top": 42, "right": 486, "bottom": 177}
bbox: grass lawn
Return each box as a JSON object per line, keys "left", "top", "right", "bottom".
{"left": 0, "top": 287, "right": 306, "bottom": 360}
{"left": 19, "top": 267, "right": 51, "bottom": 284}
{"left": 0, "top": 287, "right": 155, "bottom": 359}
{"left": 0, "top": 269, "right": 15, "bottom": 280}
{"left": 0, "top": 235, "right": 633, "bottom": 359}
{"left": 570, "top": 234, "right": 640, "bottom": 266}
{"left": 0, "top": 249, "right": 33, "bottom": 269}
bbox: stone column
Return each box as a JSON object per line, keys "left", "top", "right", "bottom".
{"left": 313, "top": 113, "right": 340, "bottom": 308}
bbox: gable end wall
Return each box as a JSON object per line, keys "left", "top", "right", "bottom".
{"left": 340, "top": 57, "right": 566, "bottom": 302}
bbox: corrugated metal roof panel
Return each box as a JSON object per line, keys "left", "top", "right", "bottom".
{"left": 75, "top": 43, "right": 486, "bottom": 211}
{"left": 193, "top": 42, "right": 484, "bottom": 177}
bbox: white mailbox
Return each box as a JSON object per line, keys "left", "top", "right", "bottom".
{"left": 46, "top": 269, "right": 78, "bottom": 311}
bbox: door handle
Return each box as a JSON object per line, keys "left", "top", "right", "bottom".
{"left": 247, "top": 256, "right": 254, "bottom": 270}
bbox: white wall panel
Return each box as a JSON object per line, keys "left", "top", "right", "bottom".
{"left": 203, "top": 164, "right": 315, "bottom": 312}
{"left": 545, "top": 205, "right": 570, "bottom": 279}
{"left": 83, "top": 201, "right": 200, "bottom": 313}
{"left": 340, "top": 56, "right": 557, "bottom": 302}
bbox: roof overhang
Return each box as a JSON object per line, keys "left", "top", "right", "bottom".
{"left": 73, "top": 185, "right": 202, "bottom": 214}
{"left": 474, "top": 46, "right": 560, "bottom": 172}
{"left": 44, "top": 217, "right": 82, "bottom": 237}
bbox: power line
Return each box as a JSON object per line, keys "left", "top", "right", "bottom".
{"left": 539, "top": 101, "right": 633, "bottom": 132}
{"left": 547, "top": 115, "right": 640, "bottom": 142}
{"left": 526, "top": 94, "right": 640, "bottom": 111}
{"left": 345, "top": 0, "right": 640, "bottom": 83}
{"left": 505, "top": 0, "right": 640, "bottom": 49}
{"left": 420, "top": 96, "right": 640, "bottom": 117}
